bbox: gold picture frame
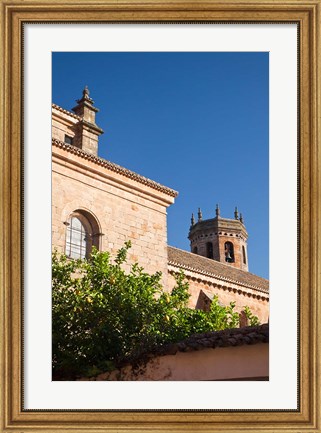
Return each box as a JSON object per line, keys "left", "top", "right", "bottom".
{"left": 1, "top": 0, "right": 320, "bottom": 431}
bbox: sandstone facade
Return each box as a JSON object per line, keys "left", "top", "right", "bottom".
{"left": 168, "top": 246, "right": 269, "bottom": 322}
{"left": 51, "top": 89, "right": 269, "bottom": 324}
{"left": 52, "top": 137, "right": 176, "bottom": 283}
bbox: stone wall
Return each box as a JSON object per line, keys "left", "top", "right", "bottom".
{"left": 52, "top": 143, "right": 176, "bottom": 283}
{"left": 84, "top": 343, "right": 269, "bottom": 381}
{"left": 168, "top": 265, "right": 269, "bottom": 323}
{"left": 52, "top": 105, "right": 78, "bottom": 143}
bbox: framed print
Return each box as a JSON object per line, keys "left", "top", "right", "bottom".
{"left": 1, "top": 0, "right": 320, "bottom": 431}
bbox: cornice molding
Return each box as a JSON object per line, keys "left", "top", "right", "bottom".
{"left": 52, "top": 138, "right": 179, "bottom": 198}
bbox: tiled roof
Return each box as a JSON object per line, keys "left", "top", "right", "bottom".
{"left": 159, "top": 324, "right": 269, "bottom": 356}
{"left": 52, "top": 103, "right": 81, "bottom": 121}
{"left": 52, "top": 138, "right": 178, "bottom": 198}
{"left": 124, "top": 324, "right": 269, "bottom": 365}
{"left": 168, "top": 246, "right": 269, "bottom": 293}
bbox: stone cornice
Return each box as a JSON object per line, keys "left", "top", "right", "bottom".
{"left": 52, "top": 138, "right": 178, "bottom": 198}
{"left": 168, "top": 246, "right": 269, "bottom": 296}
{"left": 80, "top": 118, "right": 104, "bottom": 135}
{"left": 189, "top": 217, "right": 248, "bottom": 240}
{"left": 168, "top": 264, "right": 269, "bottom": 301}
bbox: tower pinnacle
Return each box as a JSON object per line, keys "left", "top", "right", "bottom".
{"left": 83, "top": 85, "right": 90, "bottom": 98}
{"left": 215, "top": 204, "right": 220, "bottom": 217}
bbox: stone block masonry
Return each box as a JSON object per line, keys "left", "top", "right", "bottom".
{"left": 52, "top": 140, "right": 177, "bottom": 286}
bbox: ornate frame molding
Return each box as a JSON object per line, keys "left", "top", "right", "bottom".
{"left": 1, "top": 1, "right": 320, "bottom": 431}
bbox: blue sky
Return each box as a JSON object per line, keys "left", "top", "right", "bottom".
{"left": 52, "top": 52, "right": 269, "bottom": 279}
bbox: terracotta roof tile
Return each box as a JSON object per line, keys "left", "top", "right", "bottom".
{"left": 159, "top": 324, "right": 269, "bottom": 355}
{"left": 52, "top": 138, "right": 178, "bottom": 198}
{"left": 130, "top": 324, "right": 269, "bottom": 363}
{"left": 52, "top": 103, "right": 82, "bottom": 120}
{"left": 168, "top": 246, "right": 269, "bottom": 293}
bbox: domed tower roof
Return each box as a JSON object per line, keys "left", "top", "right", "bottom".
{"left": 188, "top": 205, "right": 249, "bottom": 272}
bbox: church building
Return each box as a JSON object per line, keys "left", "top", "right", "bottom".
{"left": 52, "top": 88, "right": 269, "bottom": 324}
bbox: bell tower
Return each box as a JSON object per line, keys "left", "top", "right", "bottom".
{"left": 188, "top": 205, "right": 249, "bottom": 272}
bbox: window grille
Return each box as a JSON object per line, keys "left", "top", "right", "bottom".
{"left": 65, "top": 216, "right": 87, "bottom": 259}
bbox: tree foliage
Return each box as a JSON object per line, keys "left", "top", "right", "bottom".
{"left": 52, "top": 242, "right": 259, "bottom": 379}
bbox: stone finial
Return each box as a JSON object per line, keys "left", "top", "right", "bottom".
{"left": 234, "top": 207, "right": 239, "bottom": 220}
{"left": 73, "top": 87, "right": 97, "bottom": 120}
{"left": 215, "top": 203, "right": 220, "bottom": 217}
{"left": 198, "top": 208, "right": 203, "bottom": 222}
{"left": 191, "top": 213, "right": 195, "bottom": 226}
{"left": 83, "top": 85, "right": 90, "bottom": 98}
{"left": 240, "top": 213, "right": 244, "bottom": 224}
{"left": 71, "top": 88, "right": 103, "bottom": 156}
{"left": 76, "top": 86, "right": 94, "bottom": 106}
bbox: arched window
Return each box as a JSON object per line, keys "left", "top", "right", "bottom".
{"left": 224, "top": 241, "right": 235, "bottom": 263}
{"left": 206, "top": 242, "right": 213, "bottom": 259}
{"left": 193, "top": 246, "right": 198, "bottom": 254}
{"left": 65, "top": 216, "right": 87, "bottom": 259}
{"left": 242, "top": 245, "right": 247, "bottom": 265}
{"left": 65, "top": 210, "right": 101, "bottom": 259}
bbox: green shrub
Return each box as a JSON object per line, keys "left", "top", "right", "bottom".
{"left": 52, "top": 242, "right": 259, "bottom": 379}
